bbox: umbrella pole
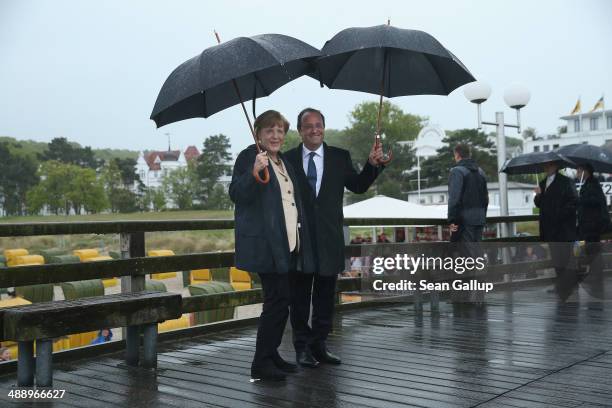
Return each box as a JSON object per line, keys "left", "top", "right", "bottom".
{"left": 375, "top": 51, "right": 392, "bottom": 165}
{"left": 215, "top": 30, "right": 269, "bottom": 184}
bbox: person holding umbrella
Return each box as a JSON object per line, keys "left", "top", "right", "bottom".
{"left": 534, "top": 161, "right": 578, "bottom": 300}
{"left": 230, "top": 110, "right": 316, "bottom": 381}
{"left": 284, "top": 108, "right": 385, "bottom": 368}
{"left": 576, "top": 163, "right": 609, "bottom": 305}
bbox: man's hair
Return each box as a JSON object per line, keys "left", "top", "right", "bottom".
{"left": 453, "top": 144, "right": 471, "bottom": 159}
{"left": 253, "top": 110, "right": 290, "bottom": 136}
{"left": 297, "top": 108, "right": 326, "bottom": 131}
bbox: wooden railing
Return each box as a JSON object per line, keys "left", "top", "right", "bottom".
{"left": 0, "top": 215, "right": 552, "bottom": 346}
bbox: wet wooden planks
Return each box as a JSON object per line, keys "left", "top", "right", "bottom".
{"left": 0, "top": 282, "right": 611, "bottom": 408}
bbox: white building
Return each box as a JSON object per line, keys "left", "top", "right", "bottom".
{"left": 406, "top": 181, "right": 536, "bottom": 216}
{"left": 135, "top": 146, "right": 200, "bottom": 189}
{"left": 523, "top": 108, "right": 612, "bottom": 153}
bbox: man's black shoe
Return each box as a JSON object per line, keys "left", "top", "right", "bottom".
{"left": 251, "top": 365, "right": 287, "bottom": 381}
{"left": 272, "top": 353, "right": 298, "bottom": 373}
{"left": 296, "top": 349, "right": 319, "bottom": 368}
{"left": 310, "top": 345, "right": 341, "bottom": 365}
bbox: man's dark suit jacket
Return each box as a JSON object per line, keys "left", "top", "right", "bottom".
{"left": 229, "top": 145, "right": 316, "bottom": 275}
{"left": 285, "top": 143, "right": 381, "bottom": 276}
{"left": 534, "top": 172, "right": 577, "bottom": 242}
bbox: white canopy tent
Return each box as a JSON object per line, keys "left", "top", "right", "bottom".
{"left": 343, "top": 195, "right": 447, "bottom": 242}
{"left": 343, "top": 195, "right": 447, "bottom": 223}
{"left": 343, "top": 195, "right": 502, "bottom": 242}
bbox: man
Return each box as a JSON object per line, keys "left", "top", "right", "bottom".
{"left": 447, "top": 144, "right": 488, "bottom": 305}
{"left": 447, "top": 144, "right": 488, "bottom": 242}
{"left": 576, "top": 163, "right": 608, "bottom": 306}
{"left": 285, "top": 108, "right": 384, "bottom": 367}
{"left": 534, "top": 161, "right": 577, "bottom": 300}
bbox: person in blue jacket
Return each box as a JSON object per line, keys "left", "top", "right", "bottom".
{"left": 90, "top": 328, "right": 113, "bottom": 344}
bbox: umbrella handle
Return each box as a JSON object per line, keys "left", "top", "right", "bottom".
{"left": 253, "top": 143, "right": 270, "bottom": 184}
{"left": 253, "top": 167, "right": 270, "bottom": 184}
{"left": 375, "top": 134, "right": 393, "bottom": 165}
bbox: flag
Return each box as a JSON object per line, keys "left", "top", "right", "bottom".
{"left": 590, "top": 96, "right": 604, "bottom": 112}
{"left": 570, "top": 98, "right": 581, "bottom": 115}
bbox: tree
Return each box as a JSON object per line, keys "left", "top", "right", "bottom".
{"left": 522, "top": 127, "right": 536, "bottom": 140}
{"left": 195, "top": 134, "right": 232, "bottom": 209}
{"left": 141, "top": 187, "right": 166, "bottom": 211}
{"left": 162, "top": 162, "right": 199, "bottom": 210}
{"left": 67, "top": 167, "right": 107, "bottom": 214}
{"left": 112, "top": 157, "right": 141, "bottom": 188}
{"left": 101, "top": 160, "right": 140, "bottom": 213}
{"left": 27, "top": 161, "right": 107, "bottom": 215}
{"left": 38, "top": 137, "right": 100, "bottom": 169}
{"left": 417, "top": 128, "right": 497, "bottom": 189}
{"left": 341, "top": 101, "right": 424, "bottom": 201}
{"left": 206, "top": 184, "right": 233, "bottom": 210}
{"left": 0, "top": 142, "right": 39, "bottom": 215}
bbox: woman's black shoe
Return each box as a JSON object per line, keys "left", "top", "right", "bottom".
{"left": 251, "top": 365, "right": 287, "bottom": 381}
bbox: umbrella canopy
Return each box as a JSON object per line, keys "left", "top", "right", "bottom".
{"left": 151, "top": 34, "right": 320, "bottom": 128}
{"left": 500, "top": 151, "right": 576, "bottom": 175}
{"left": 316, "top": 24, "right": 475, "bottom": 97}
{"left": 315, "top": 24, "right": 475, "bottom": 164}
{"left": 555, "top": 144, "right": 612, "bottom": 173}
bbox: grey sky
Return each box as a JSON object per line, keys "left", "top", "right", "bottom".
{"left": 1, "top": 0, "right": 610, "bottom": 155}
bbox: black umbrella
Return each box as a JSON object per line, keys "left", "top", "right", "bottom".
{"left": 555, "top": 144, "right": 612, "bottom": 173}
{"left": 500, "top": 151, "right": 576, "bottom": 175}
{"left": 151, "top": 32, "right": 320, "bottom": 183}
{"left": 316, "top": 22, "right": 476, "bottom": 163}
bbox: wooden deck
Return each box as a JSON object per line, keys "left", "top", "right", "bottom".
{"left": 1, "top": 282, "right": 611, "bottom": 408}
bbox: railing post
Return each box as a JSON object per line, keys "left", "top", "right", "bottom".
{"left": 430, "top": 290, "right": 440, "bottom": 313}
{"left": 120, "top": 232, "right": 145, "bottom": 366}
{"left": 120, "top": 232, "right": 145, "bottom": 292}
{"left": 414, "top": 287, "right": 423, "bottom": 315}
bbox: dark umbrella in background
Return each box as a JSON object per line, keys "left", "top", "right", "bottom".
{"left": 500, "top": 151, "right": 576, "bottom": 175}
{"left": 151, "top": 32, "right": 320, "bottom": 183}
{"left": 555, "top": 144, "right": 612, "bottom": 174}
{"left": 315, "top": 21, "right": 476, "bottom": 164}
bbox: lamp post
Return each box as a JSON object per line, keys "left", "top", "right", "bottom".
{"left": 463, "top": 82, "right": 530, "bottom": 238}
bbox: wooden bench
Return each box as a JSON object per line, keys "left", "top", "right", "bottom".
{"left": 2, "top": 291, "right": 182, "bottom": 387}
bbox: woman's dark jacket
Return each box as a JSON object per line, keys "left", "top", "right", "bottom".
{"left": 578, "top": 176, "right": 609, "bottom": 240}
{"left": 229, "top": 145, "right": 315, "bottom": 275}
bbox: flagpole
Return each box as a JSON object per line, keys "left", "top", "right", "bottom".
{"left": 602, "top": 94, "right": 605, "bottom": 129}
{"left": 579, "top": 97, "right": 583, "bottom": 132}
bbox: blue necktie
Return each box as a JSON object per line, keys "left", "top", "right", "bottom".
{"left": 307, "top": 152, "right": 317, "bottom": 195}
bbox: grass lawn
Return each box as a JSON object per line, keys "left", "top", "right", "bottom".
{"left": 0, "top": 210, "right": 235, "bottom": 255}
{"left": 0, "top": 210, "right": 233, "bottom": 223}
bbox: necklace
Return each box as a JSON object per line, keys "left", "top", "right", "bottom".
{"left": 270, "top": 156, "right": 282, "bottom": 166}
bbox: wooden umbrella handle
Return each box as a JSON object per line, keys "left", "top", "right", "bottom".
{"left": 252, "top": 168, "right": 270, "bottom": 183}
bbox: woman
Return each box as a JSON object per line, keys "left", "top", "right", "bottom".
{"left": 229, "top": 110, "right": 315, "bottom": 381}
